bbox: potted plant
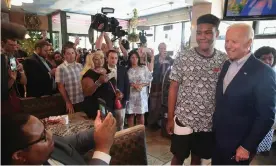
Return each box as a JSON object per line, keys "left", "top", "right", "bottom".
{"left": 20, "top": 31, "right": 41, "bottom": 56}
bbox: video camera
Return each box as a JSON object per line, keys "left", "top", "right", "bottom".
{"left": 89, "top": 7, "right": 128, "bottom": 40}
{"left": 137, "top": 26, "right": 153, "bottom": 45}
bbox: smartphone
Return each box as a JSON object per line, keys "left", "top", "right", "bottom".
{"left": 98, "top": 98, "right": 109, "bottom": 118}
{"left": 9, "top": 57, "right": 17, "bottom": 71}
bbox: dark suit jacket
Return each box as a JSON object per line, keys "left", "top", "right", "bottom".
{"left": 50, "top": 129, "right": 108, "bottom": 165}
{"left": 23, "top": 53, "right": 54, "bottom": 97}
{"left": 213, "top": 55, "right": 276, "bottom": 155}
{"left": 116, "top": 65, "right": 130, "bottom": 108}
{"left": 1, "top": 55, "right": 9, "bottom": 101}
{"left": 104, "top": 65, "right": 130, "bottom": 108}
{"left": 152, "top": 54, "right": 174, "bottom": 84}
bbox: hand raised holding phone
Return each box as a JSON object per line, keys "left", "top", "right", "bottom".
{"left": 94, "top": 110, "right": 116, "bottom": 154}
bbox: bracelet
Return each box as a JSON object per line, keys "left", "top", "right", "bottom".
{"left": 19, "top": 70, "right": 25, "bottom": 74}
{"left": 95, "top": 80, "right": 102, "bottom": 87}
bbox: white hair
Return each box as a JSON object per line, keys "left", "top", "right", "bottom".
{"left": 227, "top": 23, "right": 254, "bottom": 40}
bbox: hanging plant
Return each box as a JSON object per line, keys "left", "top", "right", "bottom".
{"left": 128, "top": 32, "right": 139, "bottom": 42}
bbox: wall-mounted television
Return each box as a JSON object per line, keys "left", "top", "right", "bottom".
{"left": 223, "top": 0, "right": 276, "bottom": 20}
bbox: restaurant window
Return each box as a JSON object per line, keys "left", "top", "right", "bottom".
{"left": 216, "top": 21, "right": 233, "bottom": 52}
{"left": 68, "top": 35, "right": 91, "bottom": 49}
{"left": 253, "top": 20, "right": 276, "bottom": 52}
{"left": 252, "top": 38, "right": 276, "bottom": 52}
{"left": 66, "top": 13, "right": 91, "bottom": 34}
{"left": 155, "top": 22, "right": 182, "bottom": 58}
{"left": 255, "top": 20, "right": 276, "bottom": 35}
{"left": 183, "top": 21, "right": 191, "bottom": 46}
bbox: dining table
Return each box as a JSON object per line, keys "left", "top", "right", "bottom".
{"left": 44, "top": 112, "right": 94, "bottom": 137}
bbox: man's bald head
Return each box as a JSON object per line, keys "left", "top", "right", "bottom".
{"left": 225, "top": 23, "right": 254, "bottom": 61}
{"left": 158, "top": 42, "right": 166, "bottom": 49}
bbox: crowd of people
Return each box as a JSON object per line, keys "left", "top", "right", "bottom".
{"left": 1, "top": 13, "right": 276, "bottom": 165}
{"left": 1, "top": 23, "right": 171, "bottom": 129}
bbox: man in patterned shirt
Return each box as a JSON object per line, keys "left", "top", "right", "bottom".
{"left": 167, "top": 14, "right": 227, "bottom": 165}
{"left": 56, "top": 42, "right": 84, "bottom": 113}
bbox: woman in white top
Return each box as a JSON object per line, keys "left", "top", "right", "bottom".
{"left": 126, "top": 50, "right": 153, "bottom": 127}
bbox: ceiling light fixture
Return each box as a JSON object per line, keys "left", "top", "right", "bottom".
{"left": 11, "top": 0, "right": 23, "bottom": 6}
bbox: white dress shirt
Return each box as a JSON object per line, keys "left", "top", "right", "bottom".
{"left": 223, "top": 53, "right": 251, "bottom": 93}
{"left": 47, "top": 151, "right": 111, "bottom": 165}
{"left": 108, "top": 65, "right": 117, "bottom": 80}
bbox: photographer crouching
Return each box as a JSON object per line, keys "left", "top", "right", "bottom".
{"left": 1, "top": 22, "right": 28, "bottom": 115}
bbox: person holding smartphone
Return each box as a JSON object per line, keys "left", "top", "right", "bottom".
{"left": 1, "top": 22, "right": 27, "bottom": 114}
{"left": 81, "top": 51, "right": 116, "bottom": 119}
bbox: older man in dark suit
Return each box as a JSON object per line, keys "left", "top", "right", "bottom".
{"left": 213, "top": 23, "right": 276, "bottom": 165}
{"left": 1, "top": 111, "right": 116, "bottom": 165}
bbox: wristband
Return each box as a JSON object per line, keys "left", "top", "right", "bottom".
{"left": 95, "top": 80, "right": 102, "bottom": 87}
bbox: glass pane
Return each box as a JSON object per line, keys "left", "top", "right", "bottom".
{"left": 66, "top": 13, "right": 91, "bottom": 34}
{"left": 85, "top": 37, "right": 92, "bottom": 49}
{"left": 93, "top": 30, "right": 99, "bottom": 43}
{"left": 183, "top": 21, "right": 191, "bottom": 46}
{"left": 155, "top": 22, "right": 182, "bottom": 58}
{"left": 256, "top": 20, "right": 276, "bottom": 35}
{"left": 216, "top": 40, "right": 225, "bottom": 52}
{"left": 68, "top": 36, "right": 86, "bottom": 49}
{"left": 52, "top": 13, "right": 62, "bottom": 50}
{"left": 52, "top": 32, "right": 60, "bottom": 51}
{"left": 218, "top": 22, "right": 233, "bottom": 40}
{"left": 252, "top": 38, "right": 276, "bottom": 52}
{"left": 216, "top": 38, "right": 276, "bottom": 53}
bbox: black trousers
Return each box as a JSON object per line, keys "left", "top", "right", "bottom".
{"left": 212, "top": 147, "right": 253, "bottom": 165}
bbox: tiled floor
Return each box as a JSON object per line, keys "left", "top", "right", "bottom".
{"left": 145, "top": 128, "right": 276, "bottom": 165}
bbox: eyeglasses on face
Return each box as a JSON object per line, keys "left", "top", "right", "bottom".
{"left": 24, "top": 121, "right": 48, "bottom": 149}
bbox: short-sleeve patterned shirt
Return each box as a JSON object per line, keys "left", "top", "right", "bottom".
{"left": 170, "top": 48, "right": 227, "bottom": 132}
{"left": 55, "top": 61, "right": 84, "bottom": 104}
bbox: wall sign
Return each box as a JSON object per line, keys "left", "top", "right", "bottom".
{"left": 24, "top": 14, "right": 41, "bottom": 30}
